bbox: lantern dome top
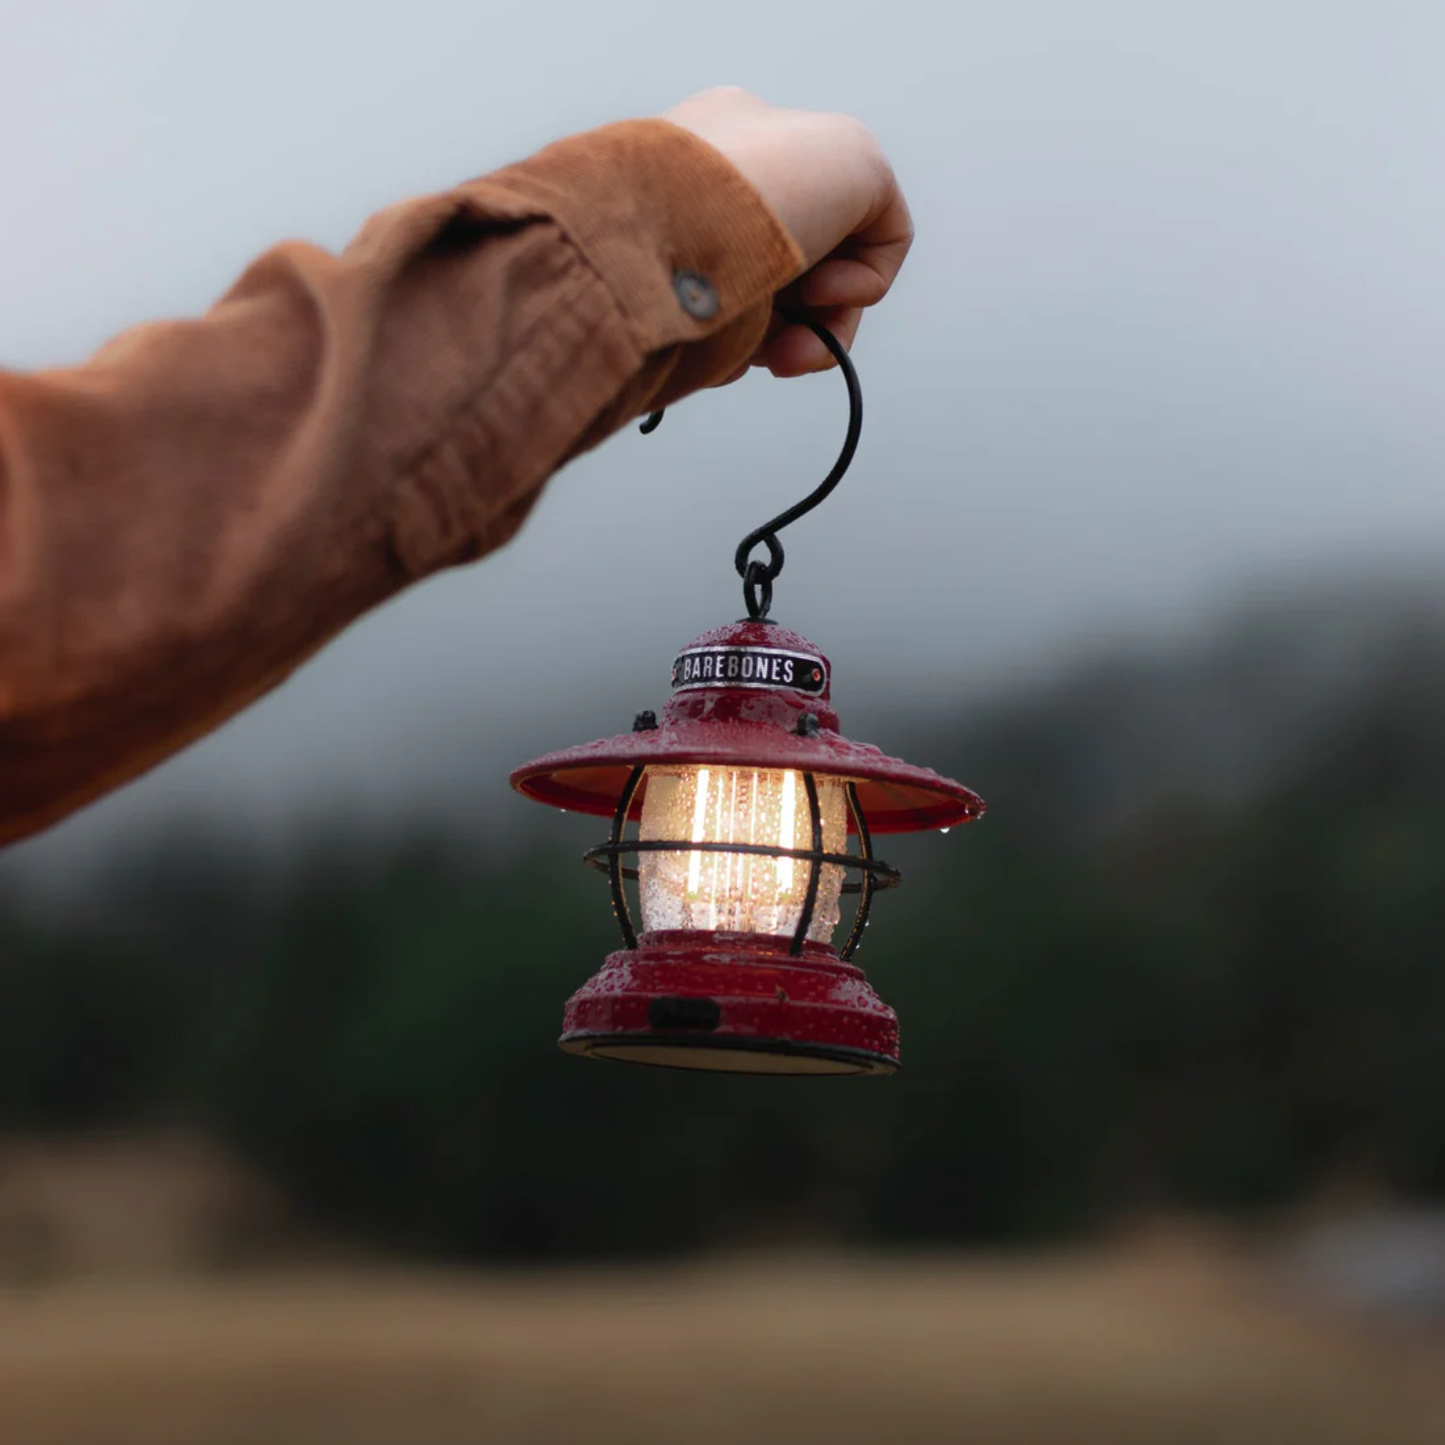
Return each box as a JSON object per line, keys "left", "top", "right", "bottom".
{"left": 511, "top": 621, "right": 985, "bottom": 835}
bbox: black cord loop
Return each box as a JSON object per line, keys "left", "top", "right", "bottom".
{"left": 639, "top": 314, "right": 862, "bottom": 621}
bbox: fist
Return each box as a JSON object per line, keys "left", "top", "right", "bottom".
{"left": 663, "top": 87, "right": 913, "bottom": 377}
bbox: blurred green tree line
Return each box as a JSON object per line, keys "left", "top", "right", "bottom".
{"left": 2, "top": 591, "right": 1443, "bottom": 1259}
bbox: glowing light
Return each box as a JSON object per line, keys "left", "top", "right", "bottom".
{"left": 687, "top": 767, "right": 710, "bottom": 898}
{"left": 638, "top": 766, "right": 847, "bottom": 941}
{"left": 777, "top": 768, "right": 796, "bottom": 895}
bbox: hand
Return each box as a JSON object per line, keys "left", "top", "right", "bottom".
{"left": 662, "top": 87, "right": 913, "bottom": 377}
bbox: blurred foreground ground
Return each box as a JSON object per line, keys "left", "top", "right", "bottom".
{"left": 3, "top": 1243, "right": 1444, "bottom": 1445}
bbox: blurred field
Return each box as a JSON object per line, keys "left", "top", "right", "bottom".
{"left": 3, "top": 1245, "right": 1444, "bottom": 1445}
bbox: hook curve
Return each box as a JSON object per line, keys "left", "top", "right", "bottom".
{"left": 639, "top": 315, "right": 863, "bottom": 620}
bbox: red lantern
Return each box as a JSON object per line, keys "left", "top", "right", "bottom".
{"left": 511, "top": 322, "right": 984, "bottom": 1075}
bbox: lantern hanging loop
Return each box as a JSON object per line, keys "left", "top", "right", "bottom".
{"left": 639, "top": 315, "right": 863, "bottom": 622}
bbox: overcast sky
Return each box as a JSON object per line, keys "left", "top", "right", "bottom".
{"left": 2, "top": 0, "right": 1443, "bottom": 879}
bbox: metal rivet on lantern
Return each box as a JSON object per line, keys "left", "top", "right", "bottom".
{"left": 511, "top": 317, "right": 985, "bottom": 1077}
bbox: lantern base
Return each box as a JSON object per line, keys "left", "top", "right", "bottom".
{"left": 560, "top": 1034, "right": 892, "bottom": 1075}
{"left": 558, "top": 930, "right": 900, "bottom": 1077}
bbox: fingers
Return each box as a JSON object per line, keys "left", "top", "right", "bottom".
{"left": 796, "top": 177, "right": 911, "bottom": 319}
{"left": 848, "top": 172, "right": 914, "bottom": 297}
{"left": 755, "top": 166, "right": 911, "bottom": 378}
{"left": 798, "top": 257, "right": 890, "bottom": 310}
{"left": 709, "top": 360, "right": 752, "bottom": 388}
{"left": 756, "top": 306, "right": 863, "bottom": 378}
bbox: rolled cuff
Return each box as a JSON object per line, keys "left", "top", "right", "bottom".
{"left": 454, "top": 119, "right": 805, "bottom": 356}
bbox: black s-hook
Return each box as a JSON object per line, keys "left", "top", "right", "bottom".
{"left": 639, "top": 316, "right": 862, "bottom": 621}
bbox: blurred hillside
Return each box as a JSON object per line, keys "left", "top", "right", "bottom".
{"left": 2, "top": 578, "right": 1444, "bottom": 1264}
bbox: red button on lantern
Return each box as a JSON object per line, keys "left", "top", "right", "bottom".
{"left": 511, "top": 320, "right": 984, "bottom": 1075}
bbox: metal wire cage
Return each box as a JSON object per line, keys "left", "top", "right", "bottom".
{"left": 581, "top": 765, "right": 902, "bottom": 960}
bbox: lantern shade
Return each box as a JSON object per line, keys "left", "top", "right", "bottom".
{"left": 510, "top": 621, "right": 984, "bottom": 835}
{"left": 511, "top": 727, "right": 980, "bottom": 834}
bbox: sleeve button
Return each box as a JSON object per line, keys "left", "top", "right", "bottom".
{"left": 673, "top": 270, "right": 719, "bottom": 320}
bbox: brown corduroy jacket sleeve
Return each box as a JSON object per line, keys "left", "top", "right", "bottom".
{"left": 0, "top": 120, "right": 804, "bottom": 846}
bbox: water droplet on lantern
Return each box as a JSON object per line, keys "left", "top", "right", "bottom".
{"left": 940, "top": 827, "right": 951, "bottom": 834}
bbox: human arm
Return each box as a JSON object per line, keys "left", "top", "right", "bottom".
{"left": 0, "top": 89, "right": 910, "bottom": 846}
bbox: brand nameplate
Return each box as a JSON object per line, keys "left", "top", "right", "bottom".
{"left": 671, "top": 646, "right": 828, "bottom": 694}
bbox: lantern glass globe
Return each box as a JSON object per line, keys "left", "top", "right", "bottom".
{"left": 637, "top": 766, "right": 847, "bottom": 942}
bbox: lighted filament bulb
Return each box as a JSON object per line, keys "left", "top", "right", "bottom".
{"left": 638, "top": 766, "right": 847, "bottom": 941}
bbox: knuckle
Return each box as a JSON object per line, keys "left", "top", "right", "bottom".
{"left": 696, "top": 84, "right": 758, "bottom": 106}
{"left": 827, "top": 112, "right": 876, "bottom": 148}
